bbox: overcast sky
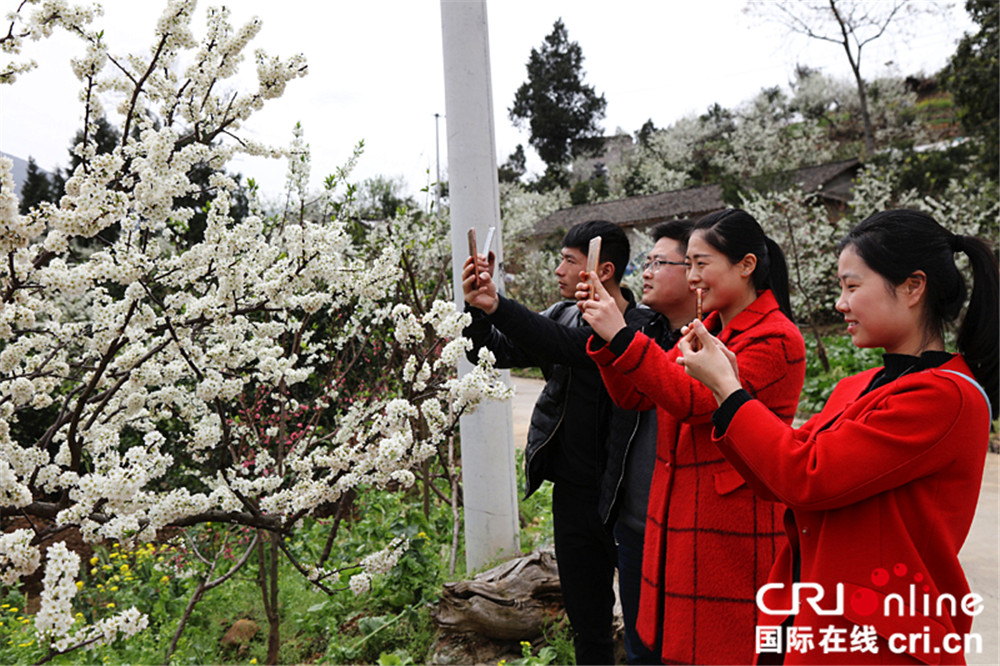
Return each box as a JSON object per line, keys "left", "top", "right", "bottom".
{"left": 1, "top": 0, "right": 975, "bottom": 205}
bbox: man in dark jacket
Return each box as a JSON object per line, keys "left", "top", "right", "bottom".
{"left": 462, "top": 220, "right": 647, "bottom": 664}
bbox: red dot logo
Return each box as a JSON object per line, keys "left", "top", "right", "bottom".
{"left": 871, "top": 568, "right": 890, "bottom": 587}
{"left": 851, "top": 588, "right": 879, "bottom": 616}
{"left": 894, "top": 563, "right": 908, "bottom": 577}
{"left": 914, "top": 573, "right": 924, "bottom": 583}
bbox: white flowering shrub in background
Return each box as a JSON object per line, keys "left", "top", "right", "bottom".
{"left": 0, "top": 1, "right": 509, "bottom": 660}
{"left": 742, "top": 186, "right": 851, "bottom": 372}
{"left": 742, "top": 153, "right": 997, "bottom": 373}
{"left": 496, "top": 182, "right": 569, "bottom": 312}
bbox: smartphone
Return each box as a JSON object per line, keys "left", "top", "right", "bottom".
{"left": 586, "top": 236, "right": 602, "bottom": 299}
{"left": 692, "top": 288, "right": 704, "bottom": 351}
{"left": 467, "top": 228, "right": 479, "bottom": 288}
{"left": 483, "top": 226, "right": 496, "bottom": 258}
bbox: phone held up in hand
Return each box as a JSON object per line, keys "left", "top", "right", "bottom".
{"left": 585, "top": 236, "right": 602, "bottom": 300}
{"left": 691, "top": 288, "right": 704, "bottom": 351}
{"left": 467, "top": 228, "right": 479, "bottom": 288}
{"left": 467, "top": 226, "right": 497, "bottom": 290}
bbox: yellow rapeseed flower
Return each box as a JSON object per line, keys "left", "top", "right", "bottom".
{"left": 110, "top": 586, "right": 119, "bottom": 592}
{"left": 120, "top": 564, "right": 129, "bottom": 573}
{"left": 159, "top": 576, "right": 169, "bottom": 585}
{"left": 106, "top": 603, "right": 115, "bottom": 609}
{"left": 76, "top": 581, "right": 84, "bottom": 590}
{"left": 9, "top": 607, "right": 17, "bottom": 613}
{"left": 89, "top": 556, "right": 99, "bottom": 565}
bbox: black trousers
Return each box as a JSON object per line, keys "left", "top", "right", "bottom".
{"left": 613, "top": 521, "right": 662, "bottom": 664}
{"left": 552, "top": 481, "right": 618, "bottom": 665}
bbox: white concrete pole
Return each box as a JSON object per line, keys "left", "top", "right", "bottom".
{"left": 440, "top": 0, "right": 520, "bottom": 571}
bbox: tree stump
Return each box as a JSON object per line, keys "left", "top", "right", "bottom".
{"left": 432, "top": 550, "right": 562, "bottom": 641}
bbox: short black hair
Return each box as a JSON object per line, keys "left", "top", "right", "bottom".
{"left": 650, "top": 219, "right": 695, "bottom": 246}
{"left": 562, "top": 220, "right": 631, "bottom": 283}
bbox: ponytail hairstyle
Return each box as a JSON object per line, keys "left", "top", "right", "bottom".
{"left": 838, "top": 209, "right": 999, "bottom": 419}
{"left": 691, "top": 208, "right": 794, "bottom": 321}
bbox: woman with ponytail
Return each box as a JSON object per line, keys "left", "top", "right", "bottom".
{"left": 678, "top": 209, "right": 997, "bottom": 665}
{"left": 577, "top": 208, "right": 807, "bottom": 664}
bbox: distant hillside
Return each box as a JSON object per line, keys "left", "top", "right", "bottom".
{"left": 1, "top": 152, "right": 30, "bottom": 197}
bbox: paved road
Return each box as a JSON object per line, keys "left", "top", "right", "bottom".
{"left": 507, "top": 376, "right": 999, "bottom": 664}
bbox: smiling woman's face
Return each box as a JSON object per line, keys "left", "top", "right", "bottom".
{"left": 685, "top": 231, "right": 755, "bottom": 324}
{"left": 835, "top": 245, "right": 923, "bottom": 354}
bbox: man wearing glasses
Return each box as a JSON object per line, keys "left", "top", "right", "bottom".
{"left": 608, "top": 219, "right": 697, "bottom": 664}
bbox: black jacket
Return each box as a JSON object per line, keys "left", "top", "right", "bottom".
{"left": 463, "top": 291, "right": 670, "bottom": 523}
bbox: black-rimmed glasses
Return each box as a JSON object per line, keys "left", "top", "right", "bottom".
{"left": 641, "top": 259, "right": 689, "bottom": 273}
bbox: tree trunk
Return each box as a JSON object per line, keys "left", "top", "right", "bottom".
{"left": 257, "top": 531, "right": 281, "bottom": 666}
{"left": 433, "top": 550, "right": 562, "bottom": 640}
{"left": 850, "top": 61, "right": 876, "bottom": 156}
{"left": 830, "top": 0, "right": 876, "bottom": 155}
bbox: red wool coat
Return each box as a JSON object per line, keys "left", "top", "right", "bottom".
{"left": 589, "top": 290, "right": 806, "bottom": 665}
{"left": 716, "top": 354, "right": 991, "bottom": 665}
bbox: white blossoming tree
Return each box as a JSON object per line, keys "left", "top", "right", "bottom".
{"left": 742, "top": 153, "right": 997, "bottom": 372}
{"left": 0, "top": 1, "right": 509, "bottom": 663}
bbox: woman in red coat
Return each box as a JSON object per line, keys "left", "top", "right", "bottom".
{"left": 678, "top": 209, "right": 998, "bottom": 665}
{"left": 578, "top": 209, "right": 806, "bottom": 665}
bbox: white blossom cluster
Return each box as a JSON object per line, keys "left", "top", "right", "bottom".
{"left": 1, "top": 0, "right": 510, "bottom": 646}
{"left": 497, "top": 182, "right": 568, "bottom": 310}
{"left": 0, "top": 0, "right": 101, "bottom": 84}
{"left": 348, "top": 536, "right": 410, "bottom": 596}
{"left": 742, "top": 186, "right": 850, "bottom": 319}
{"left": 0, "top": 529, "right": 41, "bottom": 585}
{"left": 35, "top": 542, "right": 80, "bottom": 644}
{"left": 34, "top": 541, "right": 148, "bottom": 652}
{"left": 71, "top": 606, "right": 149, "bottom": 651}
